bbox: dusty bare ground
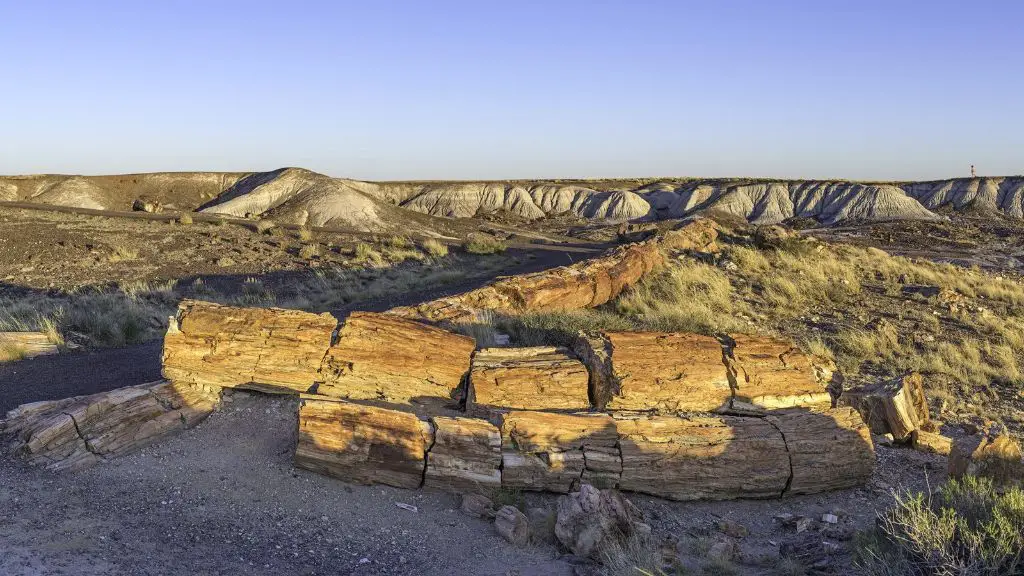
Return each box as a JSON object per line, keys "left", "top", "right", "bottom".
{"left": 0, "top": 393, "right": 943, "bottom": 576}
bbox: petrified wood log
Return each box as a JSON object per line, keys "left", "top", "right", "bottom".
{"left": 0, "top": 332, "right": 59, "bottom": 361}
{"left": 1, "top": 380, "right": 220, "bottom": 471}
{"left": 468, "top": 347, "right": 591, "bottom": 412}
{"left": 728, "top": 335, "right": 831, "bottom": 410}
{"left": 385, "top": 238, "right": 664, "bottom": 324}
{"left": 841, "top": 373, "right": 929, "bottom": 441}
{"left": 767, "top": 407, "right": 875, "bottom": 495}
{"left": 162, "top": 300, "right": 337, "bottom": 393}
{"left": 911, "top": 429, "right": 953, "bottom": 456}
{"left": 575, "top": 331, "right": 731, "bottom": 412}
{"left": 425, "top": 416, "right": 502, "bottom": 493}
{"left": 294, "top": 396, "right": 434, "bottom": 489}
{"left": 500, "top": 411, "right": 619, "bottom": 493}
{"left": 616, "top": 414, "right": 790, "bottom": 500}
{"left": 317, "top": 312, "right": 475, "bottom": 408}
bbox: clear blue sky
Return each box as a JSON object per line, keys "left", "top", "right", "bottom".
{"left": 1, "top": 0, "right": 1020, "bottom": 180}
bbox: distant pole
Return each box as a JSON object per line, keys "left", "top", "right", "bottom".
{"left": 971, "top": 164, "right": 976, "bottom": 178}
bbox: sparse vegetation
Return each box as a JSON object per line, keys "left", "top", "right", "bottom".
{"left": 255, "top": 219, "right": 276, "bottom": 234}
{"left": 298, "top": 243, "right": 319, "bottom": 260}
{"left": 297, "top": 226, "right": 314, "bottom": 242}
{"left": 464, "top": 234, "right": 507, "bottom": 255}
{"left": 354, "top": 242, "right": 384, "bottom": 266}
{"left": 178, "top": 213, "right": 193, "bottom": 225}
{"left": 422, "top": 238, "right": 449, "bottom": 258}
{"left": 108, "top": 244, "right": 139, "bottom": 262}
{"left": 856, "top": 475, "right": 1024, "bottom": 575}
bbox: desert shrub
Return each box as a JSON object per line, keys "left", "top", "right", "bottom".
{"left": 297, "top": 226, "right": 314, "bottom": 242}
{"left": 600, "top": 531, "right": 663, "bottom": 576}
{"left": 856, "top": 475, "right": 1024, "bottom": 575}
{"left": 354, "top": 242, "right": 383, "bottom": 266}
{"left": 387, "top": 235, "right": 413, "bottom": 249}
{"left": 422, "top": 238, "right": 449, "bottom": 258}
{"left": 108, "top": 245, "right": 139, "bottom": 262}
{"left": 63, "top": 293, "right": 153, "bottom": 347}
{"left": 178, "top": 213, "right": 193, "bottom": 225}
{"left": 464, "top": 234, "right": 507, "bottom": 254}
{"left": 298, "top": 243, "right": 319, "bottom": 259}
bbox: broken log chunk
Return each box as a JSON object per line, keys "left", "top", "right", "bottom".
{"left": 767, "top": 407, "right": 875, "bottom": 495}
{"left": 574, "top": 331, "right": 731, "bottom": 412}
{"left": 949, "top": 431, "right": 1024, "bottom": 485}
{"left": 294, "top": 396, "right": 434, "bottom": 489}
{"left": 1, "top": 380, "right": 220, "bottom": 471}
{"left": 616, "top": 414, "right": 790, "bottom": 501}
{"left": 316, "top": 312, "right": 475, "bottom": 408}
{"left": 161, "top": 300, "right": 337, "bottom": 393}
{"left": 500, "top": 411, "right": 619, "bottom": 493}
{"left": 911, "top": 429, "right": 953, "bottom": 456}
{"left": 840, "top": 373, "right": 929, "bottom": 441}
{"left": 728, "top": 335, "right": 831, "bottom": 410}
{"left": 424, "top": 416, "right": 502, "bottom": 494}
{"left": 468, "top": 347, "right": 590, "bottom": 413}
{"left": 0, "top": 332, "right": 59, "bottom": 361}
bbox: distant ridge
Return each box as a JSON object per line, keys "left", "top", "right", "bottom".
{"left": 4, "top": 168, "right": 1024, "bottom": 229}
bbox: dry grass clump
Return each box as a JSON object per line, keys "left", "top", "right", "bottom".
{"left": 297, "top": 226, "right": 314, "bottom": 242}
{"left": 255, "top": 219, "right": 276, "bottom": 234}
{"left": 422, "top": 238, "right": 449, "bottom": 258}
{"left": 497, "top": 310, "right": 635, "bottom": 348}
{"left": 354, "top": 242, "right": 384, "bottom": 266}
{"left": 599, "top": 531, "right": 664, "bottom": 576}
{"left": 298, "top": 243, "right": 319, "bottom": 260}
{"left": 108, "top": 245, "right": 139, "bottom": 263}
{"left": 856, "top": 475, "right": 1024, "bottom": 575}
{"left": 178, "top": 213, "right": 194, "bottom": 225}
{"left": 464, "top": 234, "right": 507, "bottom": 255}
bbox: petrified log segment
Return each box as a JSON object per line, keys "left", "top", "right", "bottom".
{"left": 425, "top": 416, "right": 502, "bottom": 493}
{"left": 949, "top": 431, "right": 1024, "bottom": 485}
{"left": 616, "top": 414, "right": 790, "bottom": 500}
{"left": 386, "top": 238, "right": 663, "bottom": 324}
{"left": 728, "top": 335, "right": 831, "bottom": 410}
{"left": 317, "top": 312, "right": 475, "bottom": 407}
{"left": 841, "top": 373, "right": 929, "bottom": 441}
{"left": 295, "top": 397, "right": 433, "bottom": 489}
{"left": 162, "top": 300, "right": 336, "bottom": 393}
{"left": 768, "top": 407, "right": 875, "bottom": 495}
{"left": 468, "top": 347, "right": 590, "bottom": 412}
{"left": 500, "top": 411, "right": 619, "bottom": 493}
{"left": 2, "top": 380, "right": 219, "bottom": 471}
{"left": 575, "top": 332, "right": 731, "bottom": 412}
{"left": 912, "top": 429, "right": 952, "bottom": 456}
{"left": 659, "top": 218, "right": 722, "bottom": 253}
{"left": 0, "top": 332, "right": 59, "bottom": 361}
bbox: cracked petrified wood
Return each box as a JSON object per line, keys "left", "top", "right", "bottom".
{"left": 1, "top": 380, "right": 220, "bottom": 471}
{"left": 500, "top": 411, "right": 619, "bottom": 493}
{"left": 841, "top": 372, "right": 930, "bottom": 441}
{"left": 317, "top": 312, "right": 475, "bottom": 408}
{"left": 424, "top": 416, "right": 502, "bottom": 493}
{"left": 767, "top": 407, "right": 875, "bottom": 495}
{"left": 295, "top": 396, "right": 434, "bottom": 489}
{"left": 575, "top": 331, "right": 731, "bottom": 412}
{"left": 162, "top": 300, "right": 337, "bottom": 393}
{"left": 385, "top": 238, "right": 663, "bottom": 323}
{"left": 468, "top": 347, "right": 591, "bottom": 413}
{"left": 728, "top": 335, "right": 831, "bottom": 410}
{"left": 616, "top": 414, "right": 790, "bottom": 500}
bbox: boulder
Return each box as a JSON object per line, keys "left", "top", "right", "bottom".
{"left": 949, "top": 432, "right": 1024, "bottom": 485}
{"left": 424, "top": 416, "right": 502, "bottom": 494}
{"left": 728, "top": 335, "right": 831, "bottom": 410}
{"left": 616, "top": 414, "right": 790, "bottom": 500}
{"left": 468, "top": 347, "right": 590, "bottom": 413}
{"left": 317, "top": 312, "right": 475, "bottom": 408}
{"left": 841, "top": 373, "right": 929, "bottom": 441}
{"left": 294, "top": 397, "right": 433, "bottom": 489}
{"left": 162, "top": 300, "right": 336, "bottom": 393}
{"left": 768, "top": 407, "right": 875, "bottom": 495}
{"left": 494, "top": 505, "right": 530, "bottom": 546}
{"left": 0, "top": 332, "right": 59, "bottom": 361}
{"left": 2, "top": 380, "right": 220, "bottom": 471}
{"left": 659, "top": 218, "right": 722, "bottom": 253}
{"left": 500, "top": 411, "right": 619, "bottom": 493}
{"left": 460, "top": 493, "right": 495, "bottom": 518}
{"left": 554, "top": 484, "right": 644, "bottom": 558}
{"left": 575, "top": 331, "right": 730, "bottom": 412}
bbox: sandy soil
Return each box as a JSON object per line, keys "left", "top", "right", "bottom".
{"left": 0, "top": 393, "right": 944, "bottom": 576}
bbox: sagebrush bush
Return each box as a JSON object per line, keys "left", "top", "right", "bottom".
{"left": 464, "top": 235, "right": 507, "bottom": 254}
{"left": 856, "top": 475, "right": 1024, "bottom": 575}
